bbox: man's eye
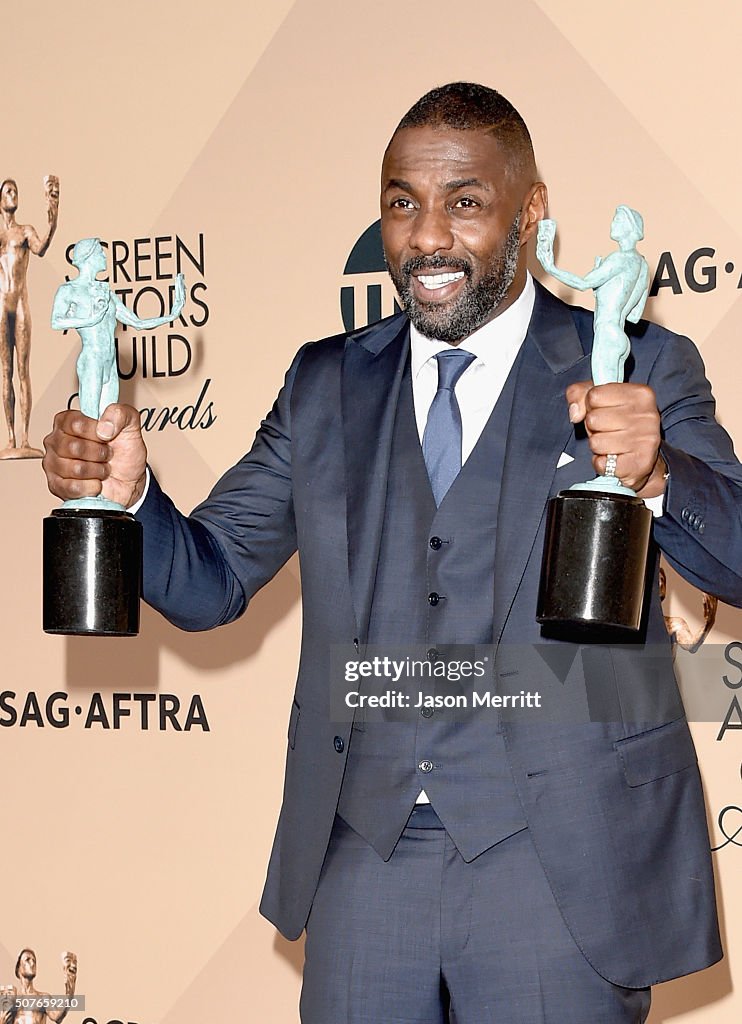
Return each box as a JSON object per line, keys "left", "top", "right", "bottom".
{"left": 390, "top": 197, "right": 414, "bottom": 209}
{"left": 454, "top": 197, "right": 479, "bottom": 209}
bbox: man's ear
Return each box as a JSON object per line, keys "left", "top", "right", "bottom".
{"left": 519, "top": 182, "right": 548, "bottom": 246}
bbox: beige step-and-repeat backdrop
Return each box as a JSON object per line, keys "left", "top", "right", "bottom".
{"left": 1, "top": 2, "right": 740, "bottom": 1021}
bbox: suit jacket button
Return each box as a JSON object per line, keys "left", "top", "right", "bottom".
{"left": 681, "top": 508, "right": 690, "bottom": 522}
{"left": 428, "top": 592, "right": 440, "bottom": 606}
{"left": 429, "top": 536, "right": 442, "bottom": 550}
{"left": 421, "top": 707, "right": 434, "bottom": 719}
{"left": 333, "top": 736, "right": 345, "bottom": 753}
{"left": 418, "top": 759, "right": 434, "bottom": 773}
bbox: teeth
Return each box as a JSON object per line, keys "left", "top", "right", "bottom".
{"left": 417, "top": 271, "right": 464, "bottom": 290}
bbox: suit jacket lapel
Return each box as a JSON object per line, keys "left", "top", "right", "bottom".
{"left": 493, "top": 282, "right": 592, "bottom": 642}
{"left": 342, "top": 313, "right": 410, "bottom": 642}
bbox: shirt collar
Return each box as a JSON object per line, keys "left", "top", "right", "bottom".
{"left": 410, "top": 272, "right": 536, "bottom": 379}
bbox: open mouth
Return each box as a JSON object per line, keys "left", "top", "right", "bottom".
{"left": 416, "top": 271, "right": 465, "bottom": 291}
{"left": 411, "top": 269, "right": 466, "bottom": 302}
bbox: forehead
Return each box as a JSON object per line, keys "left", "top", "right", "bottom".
{"left": 382, "top": 126, "right": 512, "bottom": 191}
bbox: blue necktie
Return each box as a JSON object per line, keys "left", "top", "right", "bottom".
{"left": 422, "top": 349, "right": 476, "bottom": 505}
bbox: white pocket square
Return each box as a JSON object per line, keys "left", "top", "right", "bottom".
{"left": 556, "top": 452, "right": 574, "bottom": 469}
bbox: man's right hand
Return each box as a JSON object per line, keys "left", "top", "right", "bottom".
{"left": 43, "top": 404, "right": 148, "bottom": 508}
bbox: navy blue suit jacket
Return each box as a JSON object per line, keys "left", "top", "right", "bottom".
{"left": 137, "top": 282, "right": 742, "bottom": 986}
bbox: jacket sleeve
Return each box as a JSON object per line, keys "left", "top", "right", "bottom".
{"left": 648, "top": 329, "right": 742, "bottom": 605}
{"left": 136, "top": 345, "right": 308, "bottom": 631}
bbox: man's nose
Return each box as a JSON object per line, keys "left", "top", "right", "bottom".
{"left": 408, "top": 206, "right": 454, "bottom": 255}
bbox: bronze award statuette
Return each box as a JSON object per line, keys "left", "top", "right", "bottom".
{"left": 43, "top": 238, "right": 185, "bottom": 635}
{"left": 0, "top": 175, "right": 59, "bottom": 460}
{"left": 535, "top": 209, "right": 653, "bottom": 632}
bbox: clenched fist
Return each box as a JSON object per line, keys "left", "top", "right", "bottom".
{"left": 43, "top": 404, "right": 148, "bottom": 508}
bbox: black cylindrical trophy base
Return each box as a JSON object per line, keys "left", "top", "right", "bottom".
{"left": 43, "top": 508, "right": 142, "bottom": 636}
{"left": 537, "top": 490, "right": 652, "bottom": 632}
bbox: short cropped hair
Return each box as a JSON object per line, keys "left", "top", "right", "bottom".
{"left": 393, "top": 82, "right": 536, "bottom": 179}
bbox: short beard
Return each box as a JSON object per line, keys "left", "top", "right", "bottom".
{"left": 386, "top": 212, "right": 521, "bottom": 343}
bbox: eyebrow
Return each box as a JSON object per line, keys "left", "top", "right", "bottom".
{"left": 444, "top": 178, "right": 491, "bottom": 192}
{"left": 383, "top": 178, "right": 414, "bottom": 193}
{"left": 383, "top": 177, "right": 491, "bottom": 193}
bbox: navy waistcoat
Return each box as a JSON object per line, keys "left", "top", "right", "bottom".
{"left": 337, "top": 357, "right": 526, "bottom": 860}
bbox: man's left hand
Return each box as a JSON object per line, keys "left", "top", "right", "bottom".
{"left": 566, "top": 380, "right": 667, "bottom": 497}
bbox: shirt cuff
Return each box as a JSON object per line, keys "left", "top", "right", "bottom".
{"left": 643, "top": 492, "right": 664, "bottom": 518}
{"left": 127, "top": 467, "right": 151, "bottom": 514}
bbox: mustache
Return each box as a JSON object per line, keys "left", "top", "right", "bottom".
{"left": 400, "top": 255, "right": 472, "bottom": 278}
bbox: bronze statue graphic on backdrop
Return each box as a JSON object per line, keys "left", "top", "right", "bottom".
{"left": 0, "top": 948, "right": 77, "bottom": 1024}
{"left": 0, "top": 176, "right": 59, "bottom": 459}
{"left": 659, "top": 567, "right": 718, "bottom": 654}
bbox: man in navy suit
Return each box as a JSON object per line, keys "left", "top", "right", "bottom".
{"left": 43, "top": 83, "right": 742, "bottom": 1023}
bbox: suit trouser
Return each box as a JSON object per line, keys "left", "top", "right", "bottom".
{"left": 300, "top": 808, "right": 651, "bottom": 1024}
